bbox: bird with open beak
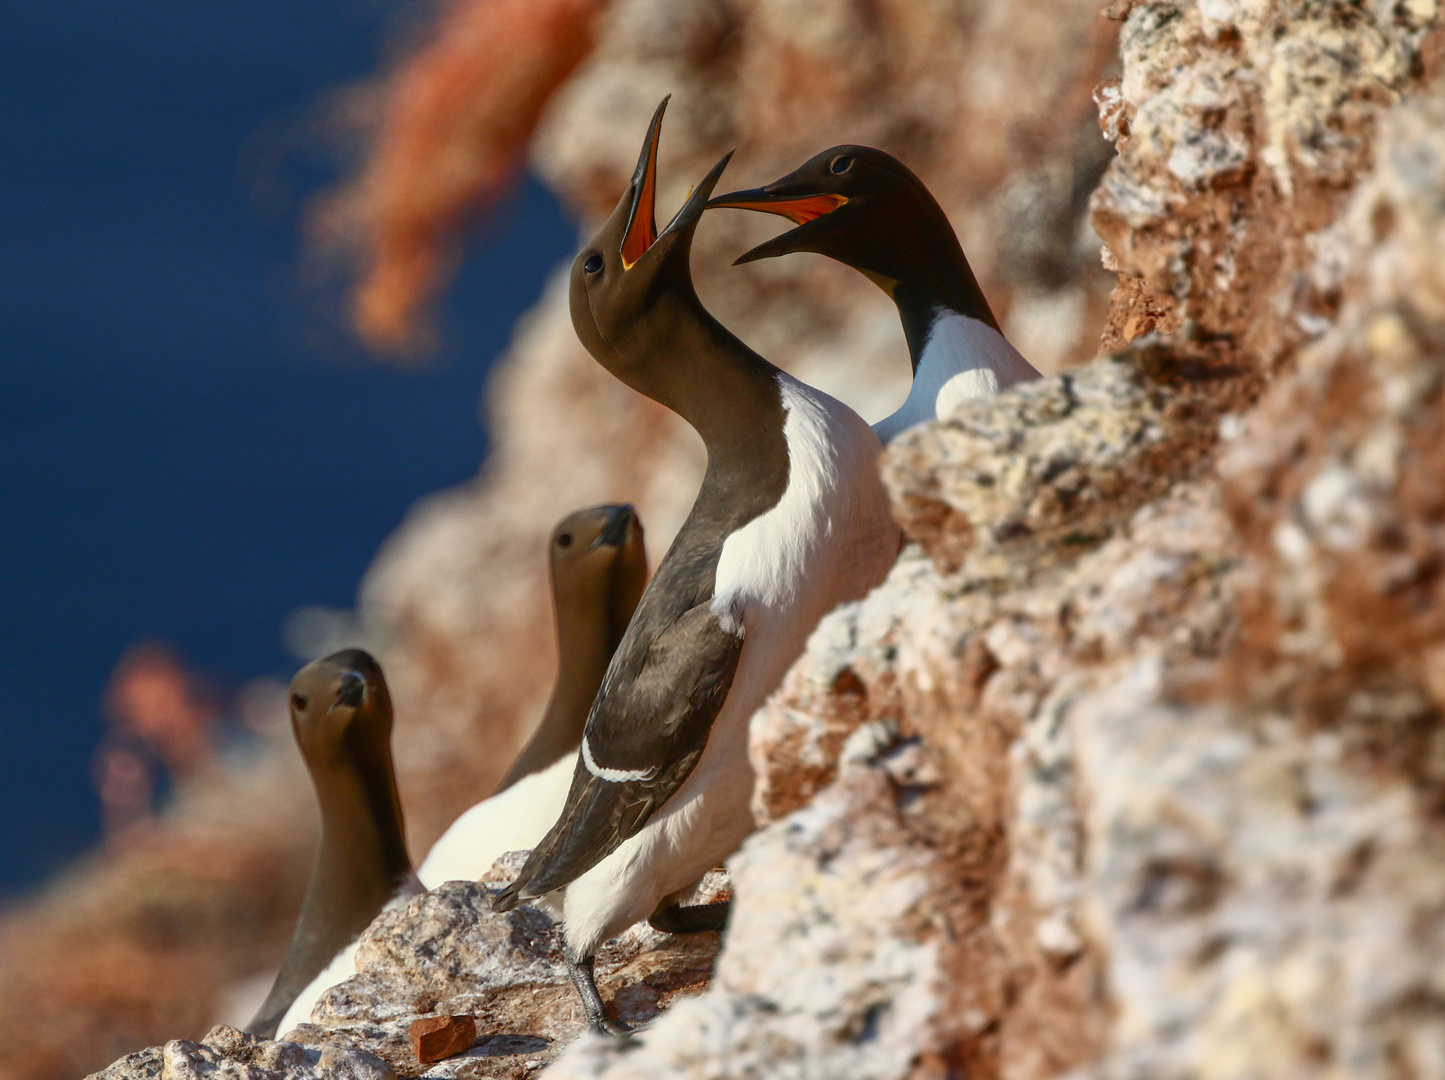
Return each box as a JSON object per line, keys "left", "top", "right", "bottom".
{"left": 494, "top": 99, "right": 900, "bottom": 1034}
{"left": 709, "top": 145, "right": 1040, "bottom": 444}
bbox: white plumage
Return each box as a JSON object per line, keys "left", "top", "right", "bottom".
{"left": 415, "top": 752, "right": 577, "bottom": 887}
{"left": 872, "top": 311, "right": 1040, "bottom": 445}
{"left": 582, "top": 734, "right": 656, "bottom": 783}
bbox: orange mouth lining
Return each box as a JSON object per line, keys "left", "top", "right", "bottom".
{"left": 621, "top": 107, "right": 665, "bottom": 269}
{"left": 714, "top": 193, "right": 848, "bottom": 226}
{"left": 621, "top": 162, "right": 658, "bottom": 269}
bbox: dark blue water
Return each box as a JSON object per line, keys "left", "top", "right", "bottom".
{"left": 0, "top": 1, "right": 575, "bottom": 894}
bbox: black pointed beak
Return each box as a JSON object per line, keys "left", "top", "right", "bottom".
{"left": 655, "top": 149, "right": 735, "bottom": 243}
{"left": 592, "top": 504, "right": 635, "bottom": 550}
{"left": 708, "top": 185, "right": 788, "bottom": 210}
{"left": 330, "top": 671, "right": 366, "bottom": 713}
{"left": 621, "top": 96, "right": 669, "bottom": 269}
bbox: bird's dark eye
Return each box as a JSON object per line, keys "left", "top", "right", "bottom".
{"left": 557, "top": 532, "right": 573, "bottom": 548}
{"left": 583, "top": 253, "right": 604, "bottom": 274}
{"left": 291, "top": 692, "right": 308, "bottom": 712}
{"left": 830, "top": 155, "right": 853, "bottom": 175}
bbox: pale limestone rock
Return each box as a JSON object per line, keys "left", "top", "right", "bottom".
{"left": 543, "top": 763, "right": 943, "bottom": 1080}
{"left": 1070, "top": 662, "right": 1445, "bottom": 1080}
{"left": 87, "top": 1026, "right": 394, "bottom": 1080}
{"left": 748, "top": 547, "right": 943, "bottom": 824}
{"left": 882, "top": 356, "right": 1223, "bottom": 582}
{"left": 310, "top": 882, "right": 567, "bottom": 1026}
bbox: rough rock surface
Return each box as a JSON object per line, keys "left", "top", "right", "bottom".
{"left": 87, "top": 1026, "right": 396, "bottom": 1080}
{"left": 882, "top": 351, "right": 1236, "bottom": 581}
{"left": 244, "top": 865, "right": 731, "bottom": 1078}
{"left": 19, "top": 0, "right": 1445, "bottom": 1078}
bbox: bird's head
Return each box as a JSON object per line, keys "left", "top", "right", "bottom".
{"left": 549, "top": 504, "right": 647, "bottom": 652}
{"left": 707, "top": 145, "right": 947, "bottom": 293}
{"left": 288, "top": 648, "right": 393, "bottom": 772}
{"left": 569, "top": 96, "right": 734, "bottom": 377}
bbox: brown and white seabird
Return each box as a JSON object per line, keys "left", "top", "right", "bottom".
{"left": 248, "top": 649, "right": 419, "bottom": 1039}
{"left": 494, "top": 98, "right": 900, "bottom": 1034}
{"left": 708, "top": 145, "right": 1040, "bottom": 443}
{"left": 270, "top": 505, "right": 647, "bottom": 1034}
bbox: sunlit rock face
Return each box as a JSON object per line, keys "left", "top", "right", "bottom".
{"left": 33, "top": 0, "right": 1445, "bottom": 1078}
{"left": 87, "top": 1026, "right": 398, "bottom": 1080}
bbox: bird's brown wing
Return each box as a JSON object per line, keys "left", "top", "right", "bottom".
{"left": 493, "top": 601, "right": 742, "bottom": 909}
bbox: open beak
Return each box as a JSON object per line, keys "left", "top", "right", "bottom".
{"left": 621, "top": 98, "right": 668, "bottom": 269}
{"left": 655, "top": 148, "right": 734, "bottom": 244}
{"left": 707, "top": 185, "right": 848, "bottom": 264}
{"left": 620, "top": 97, "right": 735, "bottom": 270}
{"left": 593, "top": 504, "right": 635, "bottom": 550}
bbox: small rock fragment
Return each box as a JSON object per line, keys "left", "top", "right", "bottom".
{"left": 409, "top": 1015, "right": 477, "bottom": 1064}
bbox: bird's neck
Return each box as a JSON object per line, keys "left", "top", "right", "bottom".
{"left": 621, "top": 291, "right": 788, "bottom": 492}
{"left": 498, "top": 606, "right": 614, "bottom": 790}
{"left": 888, "top": 233, "right": 998, "bottom": 374}
{"left": 310, "top": 757, "right": 411, "bottom": 899}
{"left": 248, "top": 749, "right": 410, "bottom": 1036}
{"left": 550, "top": 609, "right": 614, "bottom": 726}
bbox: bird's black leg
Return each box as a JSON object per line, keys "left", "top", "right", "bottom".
{"left": 567, "top": 953, "right": 631, "bottom": 1036}
{"left": 648, "top": 898, "right": 731, "bottom": 935}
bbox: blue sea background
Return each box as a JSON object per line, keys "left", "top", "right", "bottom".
{"left": 0, "top": 0, "right": 574, "bottom": 896}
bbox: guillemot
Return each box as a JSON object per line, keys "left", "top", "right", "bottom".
{"left": 271, "top": 505, "right": 647, "bottom": 1035}
{"left": 248, "top": 649, "right": 419, "bottom": 1039}
{"left": 416, "top": 503, "right": 647, "bottom": 884}
{"left": 494, "top": 99, "right": 900, "bottom": 1034}
{"left": 708, "top": 146, "right": 1041, "bottom": 443}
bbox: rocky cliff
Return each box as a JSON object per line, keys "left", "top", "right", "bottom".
{"left": 5, "top": 1, "right": 1445, "bottom": 1078}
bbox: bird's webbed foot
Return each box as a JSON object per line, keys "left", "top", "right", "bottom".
{"left": 567, "top": 953, "right": 632, "bottom": 1037}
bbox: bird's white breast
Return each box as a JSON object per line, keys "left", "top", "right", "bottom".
{"left": 709, "top": 372, "right": 895, "bottom": 748}
{"left": 561, "top": 375, "right": 899, "bottom": 955}
{"left": 872, "top": 310, "right": 1041, "bottom": 444}
{"left": 711, "top": 372, "right": 888, "bottom": 632}
{"left": 416, "top": 752, "right": 576, "bottom": 887}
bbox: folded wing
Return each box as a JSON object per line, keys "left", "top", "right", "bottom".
{"left": 494, "top": 601, "right": 743, "bottom": 908}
